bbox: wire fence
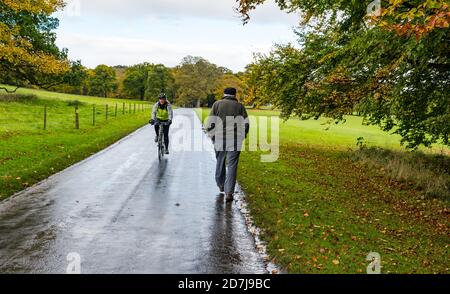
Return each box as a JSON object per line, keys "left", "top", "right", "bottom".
{"left": 0, "top": 102, "right": 152, "bottom": 133}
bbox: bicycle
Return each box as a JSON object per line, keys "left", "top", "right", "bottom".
{"left": 153, "top": 120, "right": 170, "bottom": 161}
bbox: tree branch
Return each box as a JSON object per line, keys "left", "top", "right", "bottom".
{"left": 0, "top": 85, "right": 20, "bottom": 94}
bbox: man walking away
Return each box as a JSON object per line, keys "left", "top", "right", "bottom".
{"left": 206, "top": 88, "right": 249, "bottom": 202}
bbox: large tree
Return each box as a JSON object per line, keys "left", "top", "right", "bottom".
{"left": 0, "top": 0, "right": 70, "bottom": 92}
{"left": 214, "top": 73, "right": 246, "bottom": 101}
{"left": 238, "top": 0, "right": 450, "bottom": 148}
{"left": 122, "top": 63, "right": 174, "bottom": 101}
{"left": 146, "top": 64, "right": 175, "bottom": 101}
{"left": 88, "top": 65, "right": 117, "bottom": 98}
{"left": 174, "top": 56, "right": 226, "bottom": 107}
{"left": 48, "top": 60, "right": 88, "bottom": 95}
{"left": 123, "top": 63, "right": 152, "bottom": 100}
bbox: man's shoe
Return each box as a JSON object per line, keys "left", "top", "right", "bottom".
{"left": 219, "top": 186, "right": 225, "bottom": 194}
{"left": 226, "top": 193, "right": 234, "bottom": 203}
{"left": 165, "top": 150, "right": 169, "bottom": 155}
{"left": 154, "top": 136, "right": 158, "bottom": 143}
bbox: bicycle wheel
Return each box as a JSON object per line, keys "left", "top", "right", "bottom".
{"left": 158, "top": 129, "right": 164, "bottom": 161}
{"left": 158, "top": 144, "right": 162, "bottom": 161}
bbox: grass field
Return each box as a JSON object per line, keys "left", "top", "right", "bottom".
{"left": 198, "top": 108, "right": 450, "bottom": 274}
{"left": 0, "top": 85, "right": 152, "bottom": 200}
{"left": 0, "top": 84, "right": 143, "bottom": 105}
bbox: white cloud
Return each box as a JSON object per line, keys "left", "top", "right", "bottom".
{"left": 57, "top": 33, "right": 276, "bottom": 71}
{"left": 63, "top": 0, "right": 300, "bottom": 25}
{"left": 56, "top": 0, "right": 300, "bottom": 71}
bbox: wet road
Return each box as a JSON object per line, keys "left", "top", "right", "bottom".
{"left": 0, "top": 109, "right": 266, "bottom": 274}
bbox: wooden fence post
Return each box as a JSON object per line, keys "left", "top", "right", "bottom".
{"left": 122, "top": 102, "right": 125, "bottom": 115}
{"left": 115, "top": 103, "right": 118, "bottom": 117}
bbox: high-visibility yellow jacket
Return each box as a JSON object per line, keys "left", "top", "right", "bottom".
{"left": 152, "top": 102, "right": 173, "bottom": 121}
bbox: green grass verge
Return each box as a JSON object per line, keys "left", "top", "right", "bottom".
{"left": 0, "top": 88, "right": 152, "bottom": 200}
{"left": 198, "top": 108, "right": 449, "bottom": 274}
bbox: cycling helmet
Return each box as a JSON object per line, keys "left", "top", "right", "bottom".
{"left": 158, "top": 93, "right": 167, "bottom": 100}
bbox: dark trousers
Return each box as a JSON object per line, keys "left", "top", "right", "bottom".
{"left": 155, "top": 124, "right": 170, "bottom": 149}
{"left": 215, "top": 150, "right": 241, "bottom": 194}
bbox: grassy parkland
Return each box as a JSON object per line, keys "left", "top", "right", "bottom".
{"left": 197, "top": 107, "right": 449, "bottom": 274}
{"left": 0, "top": 85, "right": 152, "bottom": 200}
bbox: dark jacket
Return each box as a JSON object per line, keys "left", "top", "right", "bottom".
{"left": 206, "top": 95, "right": 250, "bottom": 150}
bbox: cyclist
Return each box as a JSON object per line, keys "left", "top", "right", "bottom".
{"left": 149, "top": 93, "right": 173, "bottom": 154}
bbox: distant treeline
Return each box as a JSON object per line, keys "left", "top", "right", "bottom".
{"left": 43, "top": 56, "right": 247, "bottom": 107}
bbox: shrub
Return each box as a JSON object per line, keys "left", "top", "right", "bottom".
{"left": 353, "top": 147, "right": 450, "bottom": 201}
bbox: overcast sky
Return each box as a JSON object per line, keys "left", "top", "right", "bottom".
{"left": 55, "top": 0, "right": 300, "bottom": 72}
